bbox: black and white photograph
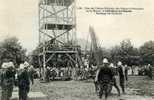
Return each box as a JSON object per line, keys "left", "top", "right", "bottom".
{"left": 0, "top": 0, "right": 154, "bottom": 100}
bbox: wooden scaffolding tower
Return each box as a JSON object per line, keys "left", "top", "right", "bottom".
{"left": 38, "top": 0, "right": 82, "bottom": 78}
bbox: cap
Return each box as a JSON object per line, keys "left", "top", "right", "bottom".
{"left": 8, "top": 62, "right": 15, "bottom": 68}
{"left": 1, "top": 62, "right": 9, "bottom": 69}
{"left": 110, "top": 63, "right": 114, "bottom": 68}
{"left": 103, "top": 58, "right": 109, "bottom": 64}
{"left": 117, "top": 61, "right": 122, "bottom": 66}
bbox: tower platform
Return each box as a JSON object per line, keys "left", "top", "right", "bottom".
{"left": 44, "top": 23, "right": 74, "bottom": 30}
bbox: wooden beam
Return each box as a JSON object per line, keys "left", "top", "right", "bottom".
{"left": 45, "top": 53, "right": 55, "bottom": 63}
{"left": 65, "top": 53, "right": 77, "bottom": 64}
{"left": 39, "top": 30, "right": 65, "bottom": 45}
{"left": 46, "top": 51, "right": 77, "bottom": 54}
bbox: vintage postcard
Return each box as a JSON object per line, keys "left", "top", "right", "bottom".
{"left": 0, "top": 0, "right": 154, "bottom": 100}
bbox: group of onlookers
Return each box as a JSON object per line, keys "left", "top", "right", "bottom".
{"left": 0, "top": 61, "right": 35, "bottom": 100}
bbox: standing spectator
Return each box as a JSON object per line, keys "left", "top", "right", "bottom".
{"left": 109, "top": 63, "right": 121, "bottom": 96}
{"left": 45, "top": 66, "right": 51, "bottom": 82}
{"left": 124, "top": 65, "right": 129, "bottom": 81}
{"left": 28, "top": 65, "right": 35, "bottom": 84}
{"left": 0, "top": 62, "right": 15, "bottom": 100}
{"left": 17, "top": 63, "right": 30, "bottom": 100}
{"left": 117, "top": 61, "right": 126, "bottom": 94}
{"left": 148, "top": 64, "right": 153, "bottom": 79}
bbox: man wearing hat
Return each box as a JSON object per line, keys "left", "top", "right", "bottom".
{"left": 109, "top": 63, "right": 120, "bottom": 96}
{"left": 45, "top": 66, "right": 51, "bottom": 82}
{"left": 95, "top": 58, "right": 120, "bottom": 98}
{"left": 17, "top": 63, "right": 30, "bottom": 100}
{"left": 28, "top": 65, "right": 35, "bottom": 84}
{"left": 124, "top": 64, "right": 129, "bottom": 81}
{"left": 95, "top": 58, "right": 112, "bottom": 82}
{"left": 148, "top": 64, "right": 153, "bottom": 79}
{"left": 0, "top": 62, "right": 16, "bottom": 100}
{"left": 117, "top": 61, "right": 125, "bottom": 94}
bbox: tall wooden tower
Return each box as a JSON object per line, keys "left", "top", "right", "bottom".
{"left": 38, "top": 0, "right": 81, "bottom": 78}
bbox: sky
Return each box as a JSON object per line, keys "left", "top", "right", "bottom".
{"left": 0, "top": 0, "right": 154, "bottom": 52}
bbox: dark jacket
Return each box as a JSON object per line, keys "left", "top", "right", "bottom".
{"left": 118, "top": 66, "right": 125, "bottom": 78}
{"left": 97, "top": 65, "right": 114, "bottom": 82}
{"left": 17, "top": 69, "right": 30, "bottom": 89}
{"left": 0, "top": 68, "right": 15, "bottom": 87}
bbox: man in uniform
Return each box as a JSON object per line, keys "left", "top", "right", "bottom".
{"left": 95, "top": 58, "right": 113, "bottom": 83}
{"left": 109, "top": 63, "right": 121, "bottom": 96}
{"left": 117, "top": 61, "right": 125, "bottom": 94}
{"left": 28, "top": 65, "right": 35, "bottom": 84}
{"left": 124, "top": 64, "right": 129, "bottom": 81}
{"left": 95, "top": 58, "right": 120, "bottom": 98}
{"left": 148, "top": 64, "right": 153, "bottom": 79}
{"left": 45, "top": 66, "right": 51, "bottom": 82}
{"left": 17, "top": 63, "right": 30, "bottom": 100}
{"left": 0, "top": 61, "right": 15, "bottom": 100}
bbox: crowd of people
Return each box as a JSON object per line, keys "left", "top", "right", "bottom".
{"left": 0, "top": 57, "right": 153, "bottom": 100}
{"left": 0, "top": 61, "right": 35, "bottom": 100}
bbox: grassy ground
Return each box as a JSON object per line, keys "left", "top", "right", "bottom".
{"left": 30, "top": 76, "right": 154, "bottom": 100}
{"left": 1, "top": 76, "right": 154, "bottom": 100}
{"left": 127, "top": 76, "right": 154, "bottom": 96}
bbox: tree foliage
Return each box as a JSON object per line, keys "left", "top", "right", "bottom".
{"left": 110, "top": 39, "right": 140, "bottom": 66}
{"left": 0, "top": 37, "right": 27, "bottom": 66}
{"left": 139, "top": 41, "right": 154, "bottom": 65}
{"left": 31, "top": 38, "right": 154, "bottom": 67}
{"left": 109, "top": 39, "right": 154, "bottom": 66}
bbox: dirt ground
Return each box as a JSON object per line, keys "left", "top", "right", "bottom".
{"left": 30, "top": 76, "right": 154, "bottom": 100}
